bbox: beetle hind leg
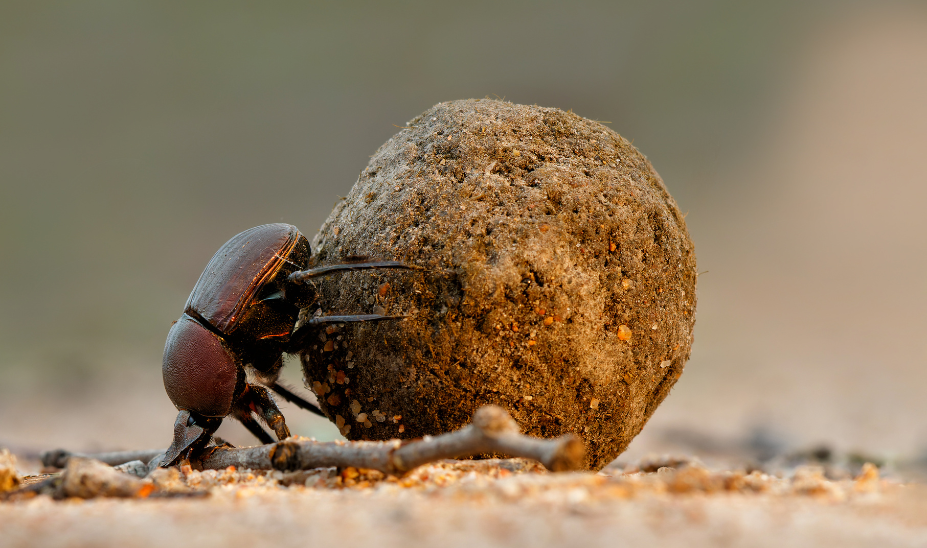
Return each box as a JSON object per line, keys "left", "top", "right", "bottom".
{"left": 251, "top": 358, "right": 325, "bottom": 418}
{"left": 287, "top": 313, "right": 405, "bottom": 352}
{"left": 269, "top": 382, "right": 326, "bottom": 418}
{"left": 288, "top": 260, "right": 421, "bottom": 284}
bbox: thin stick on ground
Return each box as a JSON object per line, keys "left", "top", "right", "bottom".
{"left": 40, "top": 448, "right": 166, "bottom": 469}
{"left": 198, "top": 405, "right": 584, "bottom": 475}
{"left": 40, "top": 405, "right": 584, "bottom": 476}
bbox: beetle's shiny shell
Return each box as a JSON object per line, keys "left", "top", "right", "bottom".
{"left": 185, "top": 224, "right": 301, "bottom": 334}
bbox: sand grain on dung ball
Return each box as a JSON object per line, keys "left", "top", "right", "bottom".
{"left": 301, "top": 99, "right": 696, "bottom": 470}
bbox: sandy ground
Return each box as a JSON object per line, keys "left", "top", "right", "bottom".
{"left": 2, "top": 457, "right": 927, "bottom": 548}
{"left": 2, "top": 363, "right": 926, "bottom": 548}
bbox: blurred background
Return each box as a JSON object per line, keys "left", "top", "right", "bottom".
{"left": 1, "top": 1, "right": 925, "bottom": 471}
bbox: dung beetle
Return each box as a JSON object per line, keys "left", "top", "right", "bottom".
{"left": 160, "top": 223, "right": 415, "bottom": 466}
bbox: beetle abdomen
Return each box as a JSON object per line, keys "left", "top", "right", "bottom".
{"left": 185, "top": 224, "right": 301, "bottom": 333}
{"left": 163, "top": 314, "right": 240, "bottom": 417}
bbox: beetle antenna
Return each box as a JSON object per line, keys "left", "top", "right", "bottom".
{"left": 289, "top": 261, "right": 421, "bottom": 284}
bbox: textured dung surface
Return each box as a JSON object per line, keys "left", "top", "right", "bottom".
{"left": 300, "top": 100, "right": 696, "bottom": 470}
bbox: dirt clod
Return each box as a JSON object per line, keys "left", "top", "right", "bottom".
{"left": 303, "top": 99, "right": 696, "bottom": 470}
{"left": 0, "top": 450, "right": 21, "bottom": 492}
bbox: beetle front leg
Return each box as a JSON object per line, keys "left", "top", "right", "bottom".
{"left": 244, "top": 384, "right": 291, "bottom": 440}
{"left": 230, "top": 405, "right": 275, "bottom": 445}
{"left": 160, "top": 410, "right": 222, "bottom": 467}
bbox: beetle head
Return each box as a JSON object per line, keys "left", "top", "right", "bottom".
{"left": 162, "top": 314, "right": 242, "bottom": 418}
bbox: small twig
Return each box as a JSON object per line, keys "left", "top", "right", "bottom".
{"left": 37, "top": 406, "right": 584, "bottom": 479}
{"left": 59, "top": 458, "right": 149, "bottom": 498}
{"left": 5, "top": 407, "right": 581, "bottom": 501}
{"left": 2, "top": 458, "right": 206, "bottom": 500}
{"left": 2, "top": 458, "right": 148, "bottom": 500}
{"left": 197, "top": 405, "right": 584, "bottom": 474}
{"left": 41, "top": 448, "right": 165, "bottom": 469}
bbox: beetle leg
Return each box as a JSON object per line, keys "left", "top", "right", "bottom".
{"left": 303, "top": 314, "right": 409, "bottom": 325}
{"left": 253, "top": 356, "right": 326, "bottom": 417}
{"left": 287, "top": 314, "right": 406, "bottom": 352}
{"left": 288, "top": 261, "right": 421, "bottom": 285}
{"left": 269, "top": 382, "right": 326, "bottom": 417}
{"left": 230, "top": 406, "right": 275, "bottom": 445}
{"left": 245, "top": 384, "right": 291, "bottom": 440}
{"left": 160, "top": 410, "right": 221, "bottom": 467}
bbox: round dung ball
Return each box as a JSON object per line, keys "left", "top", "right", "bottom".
{"left": 301, "top": 99, "right": 696, "bottom": 470}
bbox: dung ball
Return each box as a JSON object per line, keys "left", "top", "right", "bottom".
{"left": 301, "top": 99, "right": 696, "bottom": 470}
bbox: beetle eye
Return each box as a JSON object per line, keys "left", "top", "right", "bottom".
{"left": 162, "top": 315, "right": 240, "bottom": 418}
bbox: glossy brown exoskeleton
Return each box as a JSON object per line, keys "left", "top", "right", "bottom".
{"left": 160, "top": 223, "right": 414, "bottom": 466}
